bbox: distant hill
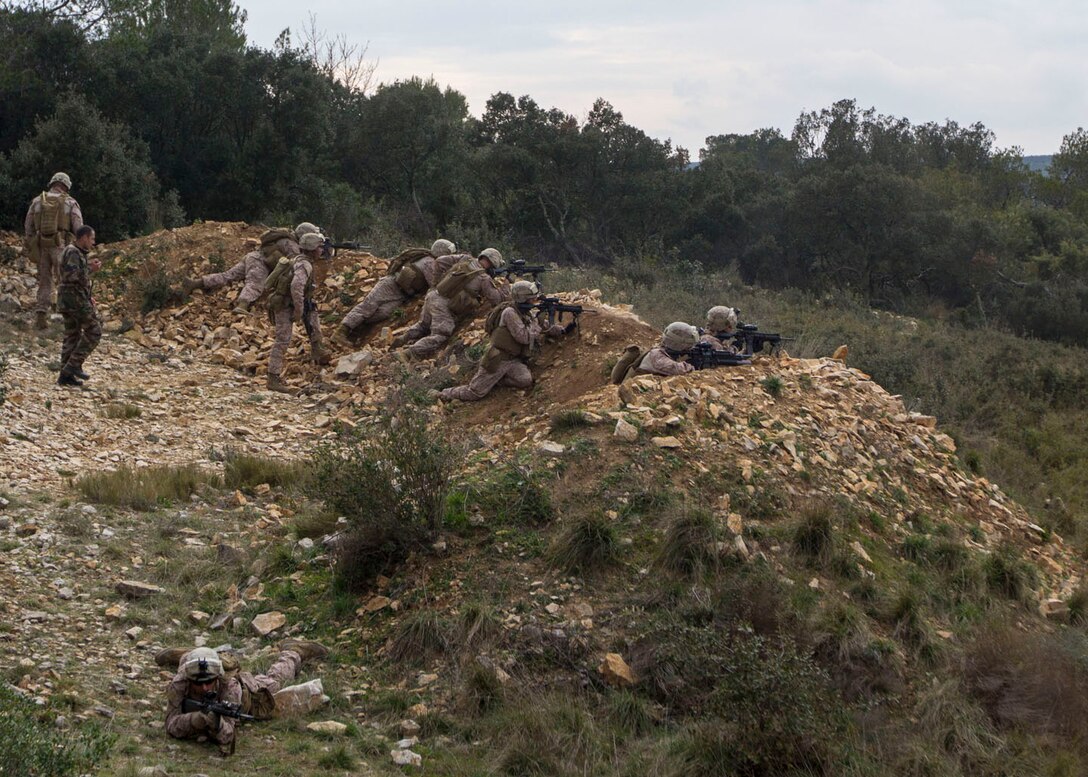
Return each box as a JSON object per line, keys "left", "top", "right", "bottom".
{"left": 1023, "top": 154, "right": 1053, "bottom": 174}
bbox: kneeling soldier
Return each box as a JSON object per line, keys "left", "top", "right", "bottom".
{"left": 439, "top": 280, "right": 574, "bottom": 402}
{"left": 162, "top": 639, "right": 328, "bottom": 756}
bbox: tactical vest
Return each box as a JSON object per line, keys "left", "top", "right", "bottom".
{"left": 265, "top": 256, "right": 312, "bottom": 312}
{"left": 434, "top": 258, "right": 483, "bottom": 300}
{"left": 394, "top": 261, "right": 428, "bottom": 295}
{"left": 481, "top": 303, "right": 532, "bottom": 372}
{"left": 387, "top": 247, "right": 432, "bottom": 277}
{"left": 35, "top": 191, "right": 72, "bottom": 247}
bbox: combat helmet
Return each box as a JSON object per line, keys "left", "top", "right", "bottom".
{"left": 181, "top": 647, "right": 223, "bottom": 683}
{"left": 661, "top": 321, "right": 699, "bottom": 351}
{"left": 478, "top": 248, "right": 504, "bottom": 270}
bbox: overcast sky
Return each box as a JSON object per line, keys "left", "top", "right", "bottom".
{"left": 244, "top": 0, "right": 1085, "bottom": 156}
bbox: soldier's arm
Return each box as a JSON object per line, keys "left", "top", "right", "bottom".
{"left": 165, "top": 682, "right": 210, "bottom": 739}
{"left": 59, "top": 249, "right": 87, "bottom": 286}
{"left": 290, "top": 262, "right": 310, "bottom": 316}
{"left": 24, "top": 199, "right": 37, "bottom": 238}
{"left": 211, "top": 678, "right": 242, "bottom": 749}
{"left": 646, "top": 348, "right": 694, "bottom": 376}
{"left": 68, "top": 199, "right": 84, "bottom": 233}
{"left": 478, "top": 276, "right": 509, "bottom": 306}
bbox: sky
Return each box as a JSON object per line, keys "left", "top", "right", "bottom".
{"left": 243, "top": 0, "right": 1086, "bottom": 157}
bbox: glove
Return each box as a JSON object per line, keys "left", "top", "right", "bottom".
{"left": 563, "top": 321, "right": 577, "bottom": 334}
{"left": 189, "top": 710, "right": 216, "bottom": 731}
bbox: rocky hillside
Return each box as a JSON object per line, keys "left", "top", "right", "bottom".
{"left": 1, "top": 223, "right": 1086, "bottom": 776}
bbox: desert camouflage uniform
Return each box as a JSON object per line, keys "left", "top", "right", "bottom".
{"left": 25, "top": 189, "right": 83, "bottom": 314}
{"left": 165, "top": 649, "right": 302, "bottom": 751}
{"left": 199, "top": 250, "right": 274, "bottom": 305}
{"left": 635, "top": 347, "right": 694, "bottom": 376}
{"left": 268, "top": 258, "right": 323, "bottom": 377}
{"left": 441, "top": 304, "right": 564, "bottom": 401}
{"left": 698, "top": 331, "right": 738, "bottom": 353}
{"left": 57, "top": 244, "right": 101, "bottom": 375}
{"left": 341, "top": 252, "right": 465, "bottom": 330}
{"left": 403, "top": 272, "right": 509, "bottom": 358}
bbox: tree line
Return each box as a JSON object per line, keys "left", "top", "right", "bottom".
{"left": 2, "top": 0, "right": 1088, "bottom": 345}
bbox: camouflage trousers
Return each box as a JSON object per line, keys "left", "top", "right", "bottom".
{"left": 36, "top": 244, "right": 64, "bottom": 313}
{"left": 60, "top": 307, "right": 102, "bottom": 373}
{"left": 341, "top": 276, "right": 408, "bottom": 330}
{"left": 202, "top": 255, "right": 269, "bottom": 305}
{"left": 268, "top": 307, "right": 323, "bottom": 377}
{"left": 403, "top": 291, "right": 456, "bottom": 358}
{"left": 440, "top": 358, "right": 532, "bottom": 402}
{"left": 241, "top": 650, "right": 301, "bottom": 718}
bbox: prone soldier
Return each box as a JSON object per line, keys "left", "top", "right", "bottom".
{"left": 25, "top": 172, "right": 84, "bottom": 329}
{"left": 632, "top": 322, "right": 700, "bottom": 377}
{"left": 265, "top": 232, "right": 332, "bottom": 393}
{"left": 699, "top": 305, "right": 739, "bottom": 352}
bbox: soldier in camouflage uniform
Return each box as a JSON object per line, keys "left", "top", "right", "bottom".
{"left": 56, "top": 226, "right": 101, "bottom": 387}
{"left": 181, "top": 223, "right": 321, "bottom": 313}
{"left": 439, "top": 281, "right": 574, "bottom": 402}
{"left": 699, "top": 306, "right": 739, "bottom": 352}
{"left": 162, "top": 640, "right": 328, "bottom": 757}
{"left": 633, "top": 322, "right": 699, "bottom": 377}
{"left": 265, "top": 232, "right": 331, "bottom": 393}
{"left": 336, "top": 238, "right": 461, "bottom": 341}
{"left": 25, "top": 172, "right": 84, "bottom": 329}
{"left": 395, "top": 248, "right": 510, "bottom": 358}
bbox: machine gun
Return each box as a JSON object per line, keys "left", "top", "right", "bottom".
{"left": 491, "top": 259, "right": 549, "bottom": 281}
{"left": 685, "top": 341, "right": 752, "bottom": 370}
{"left": 517, "top": 296, "right": 597, "bottom": 327}
{"left": 181, "top": 692, "right": 255, "bottom": 722}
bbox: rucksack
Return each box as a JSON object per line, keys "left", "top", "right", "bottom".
{"left": 259, "top": 228, "right": 295, "bottom": 262}
{"left": 386, "top": 247, "right": 432, "bottom": 277}
{"left": 484, "top": 301, "right": 515, "bottom": 335}
{"left": 611, "top": 344, "right": 645, "bottom": 384}
{"left": 434, "top": 258, "right": 483, "bottom": 299}
{"left": 264, "top": 256, "right": 299, "bottom": 312}
{"left": 36, "top": 191, "right": 69, "bottom": 240}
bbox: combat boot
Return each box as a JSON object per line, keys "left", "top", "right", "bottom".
{"left": 57, "top": 372, "right": 83, "bottom": 387}
{"left": 330, "top": 324, "right": 353, "bottom": 349}
{"left": 35, "top": 311, "right": 48, "bottom": 330}
{"left": 311, "top": 345, "right": 332, "bottom": 366}
{"left": 278, "top": 639, "right": 330, "bottom": 663}
{"left": 73, "top": 367, "right": 90, "bottom": 380}
{"left": 181, "top": 278, "right": 202, "bottom": 296}
{"left": 266, "top": 374, "right": 293, "bottom": 394}
{"left": 154, "top": 646, "right": 190, "bottom": 668}
{"left": 390, "top": 331, "right": 412, "bottom": 348}
{"left": 232, "top": 299, "right": 252, "bottom": 314}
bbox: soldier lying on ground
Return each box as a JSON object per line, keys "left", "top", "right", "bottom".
{"left": 180, "top": 223, "right": 321, "bottom": 313}
{"left": 157, "top": 640, "right": 328, "bottom": 757}
{"left": 26, "top": 172, "right": 84, "bottom": 330}
{"left": 393, "top": 248, "right": 510, "bottom": 358}
{"left": 335, "top": 238, "right": 460, "bottom": 342}
{"left": 632, "top": 322, "right": 700, "bottom": 377}
{"left": 439, "top": 280, "right": 575, "bottom": 402}
{"left": 265, "top": 232, "right": 332, "bottom": 393}
{"left": 699, "top": 305, "right": 739, "bottom": 352}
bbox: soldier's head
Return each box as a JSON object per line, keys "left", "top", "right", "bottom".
{"left": 74, "top": 225, "right": 95, "bottom": 251}
{"left": 477, "top": 248, "right": 504, "bottom": 272}
{"left": 299, "top": 231, "right": 325, "bottom": 258}
{"left": 510, "top": 280, "right": 540, "bottom": 304}
{"left": 49, "top": 172, "right": 72, "bottom": 192}
{"left": 706, "top": 306, "right": 738, "bottom": 334}
{"left": 294, "top": 222, "right": 320, "bottom": 238}
{"left": 661, "top": 321, "right": 699, "bottom": 351}
{"left": 430, "top": 238, "right": 456, "bottom": 257}
{"left": 181, "top": 647, "right": 223, "bottom": 693}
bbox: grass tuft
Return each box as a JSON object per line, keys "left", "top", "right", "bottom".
{"left": 549, "top": 514, "right": 618, "bottom": 575}
{"left": 76, "top": 464, "right": 219, "bottom": 510}
{"left": 224, "top": 453, "right": 308, "bottom": 492}
{"left": 549, "top": 408, "right": 592, "bottom": 433}
{"left": 388, "top": 611, "right": 449, "bottom": 666}
{"left": 656, "top": 508, "right": 720, "bottom": 578}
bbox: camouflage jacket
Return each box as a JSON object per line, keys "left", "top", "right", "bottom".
{"left": 57, "top": 244, "right": 92, "bottom": 314}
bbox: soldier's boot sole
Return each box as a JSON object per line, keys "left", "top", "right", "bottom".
{"left": 278, "top": 639, "right": 330, "bottom": 662}
{"left": 154, "top": 647, "right": 190, "bottom": 668}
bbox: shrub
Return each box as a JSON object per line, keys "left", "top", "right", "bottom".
{"left": 760, "top": 374, "right": 784, "bottom": 398}
{"left": 657, "top": 508, "right": 720, "bottom": 578}
{"left": 387, "top": 611, "right": 449, "bottom": 665}
{"left": 983, "top": 545, "right": 1037, "bottom": 602}
{"left": 130, "top": 261, "right": 184, "bottom": 314}
{"left": 469, "top": 463, "right": 554, "bottom": 526}
{"left": 223, "top": 453, "right": 308, "bottom": 492}
{"left": 75, "top": 464, "right": 218, "bottom": 510}
{"left": 309, "top": 404, "right": 456, "bottom": 589}
{"left": 792, "top": 503, "right": 836, "bottom": 562}
{"left": 0, "top": 686, "right": 114, "bottom": 776}
{"left": 550, "top": 514, "right": 618, "bottom": 575}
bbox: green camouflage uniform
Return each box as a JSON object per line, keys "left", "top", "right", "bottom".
{"left": 57, "top": 244, "right": 101, "bottom": 375}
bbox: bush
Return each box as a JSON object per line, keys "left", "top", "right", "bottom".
{"left": 656, "top": 508, "right": 720, "bottom": 578}
{"left": 0, "top": 685, "right": 114, "bottom": 776}
{"left": 792, "top": 502, "right": 836, "bottom": 562}
{"left": 75, "top": 464, "right": 218, "bottom": 510}
{"left": 130, "top": 261, "right": 184, "bottom": 315}
{"left": 469, "top": 463, "right": 554, "bottom": 526}
{"left": 309, "top": 404, "right": 456, "bottom": 589}
{"left": 549, "top": 514, "right": 618, "bottom": 575}
{"left": 983, "top": 545, "right": 1038, "bottom": 602}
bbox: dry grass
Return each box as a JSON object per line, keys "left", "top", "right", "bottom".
{"left": 75, "top": 464, "right": 219, "bottom": 510}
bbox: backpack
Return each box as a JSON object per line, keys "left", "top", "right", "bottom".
{"left": 386, "top": 247, "right": 432, "bottom": 277}
{"left": 36, "top": 191, "right": 70, "bottom": 241}
{"left": 259, "top": 228, "right": 295, "bottom": 262}
{"left": 611, "top": 344, "right": 644, "bottom": 384}
{"left": 264, "top": 256, "right": 298, "bottom": 312}
{"left": 434, "top": 258, "right": 483, "bottom": 299}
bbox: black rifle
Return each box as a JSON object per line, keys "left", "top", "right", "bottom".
{"left": 492, "top": 259, "right": 549, "bottom": 281}
{"left": 182, "top": 692, "right": 255, "bottom": 722}
{"left": 517, "top": 296, "right": 597, "bottom": 327}
{"left": 302, "top": 298, "right": 317, "bottom": 339}
{"left": 720, "top": 323, "right": 792, "bottom": 356}
{"left": 322, "top": 238, "right": 373, "bottom": 258}
{"left": 685, "top": 341, "right": 752, "bottom": 369}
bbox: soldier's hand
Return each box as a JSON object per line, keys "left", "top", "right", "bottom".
{"left": 89, "top": 258, "right": 102, "bottom": 273}
{"left": 563, "top": 321, "right": 578, "bottom": 334}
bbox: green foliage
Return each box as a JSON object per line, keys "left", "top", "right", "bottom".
{"left": 656, "top": 508, "right": 720, "bottom": 578}
{"left": 102, "top": 401, "right": 141, "bottom": 419}
{"left": 983, "top": 545, "right": 1038, "bottom": 602}
{"left": 0, "top": 685, "right": 114, "bottom": 776}
{"left": 549, "top": 513, "right": 618, "bottom": 575}
{"left": 549, "top": 408, "right": 592, "bottom": 433}
{"left": 75, "top": 464, "right": 218, "bottom": 510}
{"left": 223, "top": 453, "right": 307, "bottom": 492}
{"left": 388, "top": 610, "right": 449, "bottom": 666}
{"left": 467, "top": 463, "right": 554, "bottom": 526}
{"left": 129, "top": 261, "right": 184, "bottom": 315}
{"left": 760, "top": 374, "right": 784, "bottom": 398}
{"left": 309, "top": 404, "right": 456, "bottom": 589}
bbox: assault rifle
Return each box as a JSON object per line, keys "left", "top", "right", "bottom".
{"left": 182, "top": 692, "right": 255, "bottom": 722}
{"left": 322, "top": 238, "right": 373, "bottom": 258}
{"left": 516, "top": 296, "right": 597, "bottom": 327}
{"left": 302, "top": 298, "right": 317, "bottom": 340}
{"left": 713, "top": 323, "right": 791, "bottom": 356}
{"left": 492, "top": 259, "right": 549, "bottom": 281}
{"left": 685, "top": 341, "right": 752, "bottom": 370}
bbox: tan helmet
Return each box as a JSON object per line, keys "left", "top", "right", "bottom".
{"left": 661, "top": 321, "right": 699, "bottom": 351}
{"left": 49, "top": 172, "right": 72, "bottom": 190}
{"left": 430, "top": 238, "right": 456, "bottom": 257}
{"left": 510, "top": 280, "right": 539, "bottom": 304}
{"left": 181, "top": 647, "right": 223, "bottom": 682}
{"left": 295, "top": 222, "right": 320, "bottom": 237}
{"left": 706, "top": 306, "right": 738, "bottom": 332}
{"left": 478, "top": 248, "right": 504, "bottom": 269}
{"left": 299, "top": 232, "right": 325, "bottom": 252}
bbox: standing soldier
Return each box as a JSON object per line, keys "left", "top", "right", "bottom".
{"left": 264, "top": 232, "right": 332, "bottom": 393}
{"left": 25, "top": 172, "right": 84, "bottom": 329}
{"left": 394, "top": 248, "right": 509, "bottom": 358}
{"left": 56, "top": 226, "right": 101, "bottom": 387}
{"left": 335, "top": 238, "right": 460, "bottom": 342}
{"left": 439, "top": 281, "right": 575, "bottom": 402}
{"left": 180, "top": 223, "right": 321, "bottom": 313}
